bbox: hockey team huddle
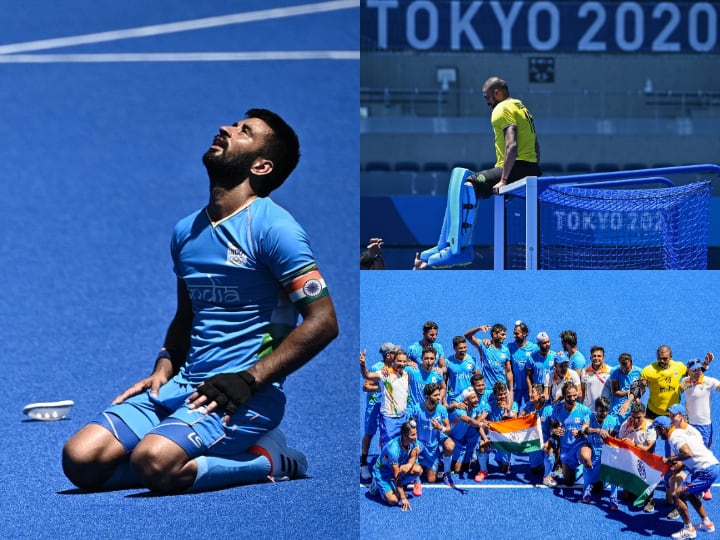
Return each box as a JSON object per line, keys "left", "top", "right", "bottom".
{"left": 359, "top": 320, "right": 719, "bottom": 539}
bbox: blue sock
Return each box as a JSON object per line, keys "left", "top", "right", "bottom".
{"left": 477, "top": 452, "right": 489, "bottom": 472}
{"left": 189, "top": 453, "right": 271, "bottom": 492}
{"left": 544, "top": 454, "right": 555, "bottom": 477}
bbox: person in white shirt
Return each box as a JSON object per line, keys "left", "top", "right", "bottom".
{"left": 654, "top": 405, "right": 720, "bottom": 539}
{"left": 581, "top": 345, "right": 613, "bottom": 413}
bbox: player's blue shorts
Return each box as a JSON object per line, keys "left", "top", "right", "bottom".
{"left": 370, "top": 469, "right": 420, "bottom": 500}
{"left": 91, "top": 376, "right": 285, "bottom": 459}
{"left": 364, "top": 400, "right": 380, "bottom": 436}
{"left": 692, "top": 423, "right": 713, "bottom": 448}
{"left": 419, "top": 442, "right": 443, "bottom": 471}
{"left": 682, "top": 464, "right": 720, "bottom": 496}
{"left": 560, "top": 440, "right": 587, "bottom": 470}
{"left": 451, "top": 429, "right": 480, "bottom": 464}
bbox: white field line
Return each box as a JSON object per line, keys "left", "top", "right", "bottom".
{"left": 360, "top": 482, "right": 720, "bottom": 490}
{"left": 0, "top": 0, "right": 357, "bottom": 55}
{"left": 0, "top": 51, "right": 359, "bottom": 63}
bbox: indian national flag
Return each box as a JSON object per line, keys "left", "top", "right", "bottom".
{"left": 283, "top": 267, "right": 328, "bottom": 306}
{"left": 600, "top": 436, "right": 670, "bottom": 506}
{"left": 486, "top": 413, "right": 543, "bottom": 453}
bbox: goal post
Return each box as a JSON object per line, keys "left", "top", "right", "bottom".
{"left": 494, "top": 164, "right": 719, "bottom": 270}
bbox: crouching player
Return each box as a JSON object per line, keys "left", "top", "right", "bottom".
{"left": 408, "top": 383, "right": 455, "bottom": 486}
{"left": 448, "top": 386, "right": 488, "bottom": 480}
{"left": 520, "top": 383, "right": 556, "bottom": 487}
{"left": 579, "top": 397, "right": 620, "bottom": 509}
{"left": 368, "top": 420, "right": 424, "bottom": 511}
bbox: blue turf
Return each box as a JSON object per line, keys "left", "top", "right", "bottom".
{"left": 1, "top": 2, "right": 358, "bottom": 538}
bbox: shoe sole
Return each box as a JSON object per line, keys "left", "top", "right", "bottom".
{"left": 23, "top": 400, "right": 74, "bottom": 421}
{"left": 249, "top": 428, "right": 308, "bottom": 479}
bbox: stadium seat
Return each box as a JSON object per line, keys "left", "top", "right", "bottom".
{"left": 451, "top": 161, "right": 478, "bottom": 172}
{"left": 541, "top": 162, "right": 564, "bottom": 176}
{"left": 422, "top": 162, "right": 450, "bottom": 172}
{"left": 361, "top": 171, "right": 415, "bottom": 196}
{"left": 364, "top": 161, "right": 391, "bottom": 172}
{"left": 623, "top": 163, "right": 648, "bottom": 171}
{"left": 566, "top": 162, "right": 593, "bottom": 174}
{"left": 594, "top": 163, "right": 620, "bottom": 173}
{"left": 394, "top": 161, "right": 420, "bottom": 172}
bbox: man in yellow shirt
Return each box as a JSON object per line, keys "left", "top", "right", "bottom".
{"left": 641, "top": 345, "right": 688, "bottom": 419}
{"left": 468, "top": 76, "right": 541, "bottom": 197}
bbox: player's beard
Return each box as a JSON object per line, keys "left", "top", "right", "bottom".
{"left": 202, "top": 148, "right": 257, "bottom": 190}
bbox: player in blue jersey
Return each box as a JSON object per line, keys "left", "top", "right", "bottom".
{"left": 508, "top": 321, "right": 540, "bottom": 409}
{"left": 361, "top": 343, "right": 397, "bottom": 483}
{"left": 579, "top": 397, "right": 621, "bottom": 509}
{"left": 448, "top": 385, "right": 489, "bottom": 481}
{"left": 368, "top": 420, "right": 424, "bottom": 510}
{"left": 62, "top": 109, "right": 338, "bottom": 493}
{"left": 550, "top": 381, "right": 591, "bottom": 486}
{"left": 406, "top": 346, "right": 446, "bottom": 408}
{"left": 560, "top": 329, "right": 587, "bottom": 380}
{"left": 525, "top": 331, "right": 556, "bottom": 401}
{"left": 484, "top": 381, "right": 518, "bottom": 474}
{"left": 465, "top": 323, "right": 514, "bottom": 404}
{"left": 407, "top": 383, "right": 454, "bottom": 484}
{"left": 407, "top": 321, "right": 446, "bottom": 369}
{"left": 609, "top": 353, "right": 642, "bottom": 421}
{"left": 444, "top": 336, "right": 479, "bottom": 407}
{"left": 521, "top": 383, "right": 556, "bottom": 486}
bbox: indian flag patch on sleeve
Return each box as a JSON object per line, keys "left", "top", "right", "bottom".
{"left": 283, "top": 267, "right": 328, "bottom": 306}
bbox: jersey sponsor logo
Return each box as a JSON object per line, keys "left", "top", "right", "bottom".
{"left": 226, "top": 242, "right": 249, "bottom": 266}
{"left": 187, "top": 432, "right": 204, "bottom": 449}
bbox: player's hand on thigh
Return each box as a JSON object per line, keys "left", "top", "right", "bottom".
{"left": 112, "top": 373, "right": 170, "bottom": 404}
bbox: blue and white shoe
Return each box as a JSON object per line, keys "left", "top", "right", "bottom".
{"left": 249, "top": 428, "right": 308, "bottom": 481}
{"left": 23, "top": 400, "right": 74, "bottom": 421}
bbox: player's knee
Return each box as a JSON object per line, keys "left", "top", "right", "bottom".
{"left": 130, "top": 441, "right": 188, "bottom": 492}
{"left": 61, "top": 439, "right": 110, "bottom": 490}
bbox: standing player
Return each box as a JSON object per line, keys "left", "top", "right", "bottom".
{"left": 360, "top": 349, "right": 410, "bottom": 448}
{"left": 582, "top": 345, "right": 613, "bottom": 413}
{"left": 465, "top": 323, "right": 514, "bottom": 404}
{"left": 609, "top": 353, "right": 642, "bottom": 422}
{"left": 405, "top": 346, "right": 446, "bottom": 408}
{"left": 560, "top": 329, "right": 587, "bottom": 380}
{"left": 444, "top": 336, "right": 479, "bottom": 407}
{"left": 467, "top": 76, "right": 541, "bottom": 196}
{"left": 549, "top": 355, "right": 581, "bottom": 404}
{"left": 579, "top": 397, "right": 621, "bottom": 509}
{"left": 448, "top": 387, "right": 488, "bottom": 480}
{"left": 368, "top": 420, "right": 424, "bottom": 511}
{"left": 525, "top": 331, "right": 557, "bottom": 401}
{"left": 508, "top": 321, "right": 539, "bottom": 409}
{"left": 407, "top": 321, "right": 446, "bottom": 370}
{"left": 62, "top": 110, "right": 338, "bottom": 493}
{"left": 360, "top": 343, "right": 397, "bottom": 483}
{"left": 641, "top": 345, "right": 688, "bottom": 419}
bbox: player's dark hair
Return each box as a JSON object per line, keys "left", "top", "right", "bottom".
{"left": 401, "top": 419, "right": 417, "bottom": 436}
{"left": 595, "top": 396, "right": 611, "bottom": 411}
{"left": 561, "top": 381, "right": 578, "bottom": 396}
{"left": 424, "top": 383, "right": 441, "bottom": 397}
{"left": 590, "top": 345, "right": 605, "bottom": 355}
{"left": 514, "top": 321, "right": 529, "bottom": 334}
{"left": 452, "top": 335, "right": 466, "bottom": 348}
{"left": 491, "top": 323, "right": 506, "bottom": 335}
{"left": 560, "top": 330, "right": 578, "bottom": 348}
{"left": 244, "top": 108, "right": 300, "bottom": 196}
{"left": 532, "top": 383, "right": 545, "bottom": 395}
{"left": 618, "top": 352, "right": 633, "bottom": 365}
{"left": 631, "top": 401, "right": 646, "bottom": 414}
{"left": 470, "top": 373, "right": 485, "bottom": 383}
{"left": 493, "top": 381, "right": 508, "bottom": 394}
{"left": 421, "top": 345, "right": 437, "bottom": 358}
{"left": 423, "top": 321, "right": 439, "bottom": 333}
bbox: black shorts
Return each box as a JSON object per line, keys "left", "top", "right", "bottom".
{"left": 470, "top": 160, "right": 542, "bottom": 198}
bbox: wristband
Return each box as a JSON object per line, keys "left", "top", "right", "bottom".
{"left": 156, "top": 349, "right": 173, "bottom": 362}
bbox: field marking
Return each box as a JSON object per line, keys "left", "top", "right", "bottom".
{"left": 0, "top": 0, "right": 357, "bottom": 55}
{"left": 0, "top": 51, "right": 358, "bottom": 63}
{"left": 360, "top": 482, "right": 720, "bottom": 490}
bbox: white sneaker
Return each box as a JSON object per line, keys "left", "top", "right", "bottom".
{"left": 249, "top": 428, "right": 308, "bottom": 480}
{"left": 695, "top": 521, "right": 715, "bottom": 533}
{"left": 671, "top": 526, "right": 697, "bottom": 539}
{"left": 22, "top": 400, "right": 74, "bottom": 421}
{"left": 360, "top": 465, "right": 372, "bottom": 482}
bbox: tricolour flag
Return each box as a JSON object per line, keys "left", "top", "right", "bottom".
{"left": 600, "top": 436, "right": 671, "bottom": 506}
{"left": 486, "top": 413, "right": 543, "bottom": 453}
{"left": 283, "top": 266, "right": 328, "bottom": 306}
